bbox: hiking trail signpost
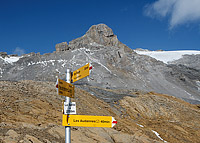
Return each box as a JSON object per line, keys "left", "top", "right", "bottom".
{"left": 58, "top": 79, "right": 74, "bottom": 98}
{"left": 56, "top": 63, "right": 117, "bottom": 143}
{"left": 72, "top": 63, "right": 92, "bottom": 83}
{"left": 62, "top": 114, "right": 117, "bottom": 128}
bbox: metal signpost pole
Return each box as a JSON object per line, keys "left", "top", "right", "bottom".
{"left": 65, "top": 69, "right": 71, "bottom": 143}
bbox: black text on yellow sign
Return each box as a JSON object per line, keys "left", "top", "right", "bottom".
{"left": 72, "top": 63, "right": 91, "bottom": 83}
{"left": 62, "top": 114, "right": 117, "bottom": 128}
{"left": 58, "top": 79, "right": 75, "bottom": 98}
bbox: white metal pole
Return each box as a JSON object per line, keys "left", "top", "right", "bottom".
{"left": 65, "top": 69, "right": 71, "bottom": 143}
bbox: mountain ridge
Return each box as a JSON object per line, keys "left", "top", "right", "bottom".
{"left": 55, "top": 24, "right": 131, "bottom": 53}
{"left": 0, "top": 24, "right": 200, "bottom": 104}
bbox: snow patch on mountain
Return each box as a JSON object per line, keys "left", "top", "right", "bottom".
{"left": 152, "top": 130, "right": 168, "bottom": 143}
{"left": 135, "top": 50, "right": 200, "bottom": 64}
{"left": 27, "top": 60, "right": 57, "bottom": 67}
{"left": 89, "top": 42, "right": 103, "bottom": 47}
{"left": 136, "top": 123, "right": 144, "bottom": 128}
{"left": 0, "top": 68, "right": 4, "bottom": 77}
{"left": 197, "top": 81, "right": 200, "bottom": 92}
{"left": 0, "top": 56, "right": 21, "bottom": 64}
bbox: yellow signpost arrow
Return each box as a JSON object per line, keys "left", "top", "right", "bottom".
{"left": 58, "top": 79, "right": 75, "bottom": 98}
{"left": 72, "top": 63, "right": 92, "bottom": 83}
{"left": 62, "top": 114, "right": 117, "bottom": 128}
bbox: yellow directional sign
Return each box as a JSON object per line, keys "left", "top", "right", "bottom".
{"left": 58, "top": 79, "right": 75, "bottom": 98}
{"left": 62, "top": 115, "right": 117, "bottom": 128}
{"left": 72, "top": 63, "right": 91, "bottom": 83}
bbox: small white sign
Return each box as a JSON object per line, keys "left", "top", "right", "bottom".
{"left": 64, "top": 102, "right": 76, "bottom": 115}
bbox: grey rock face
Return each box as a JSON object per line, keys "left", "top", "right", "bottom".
{"left": 55, "top": 42, "right": 69, "bottom": 52}
{"left": 55, "top": 24, "right": 131, "bottom": 53}
{"left": 0, "top": 24, "right": 200, "bottom": 104}
{"left": 170, "top": 54, "right": 200, "bottom": 70}
{"left": 0, "top": 52, "right": 8, "bottom": 58}
{"left": 85, "top": 24, "right": 117, "bottom": 47}
{"left": 168, "top": 54, "right": 200, "bottom": 104}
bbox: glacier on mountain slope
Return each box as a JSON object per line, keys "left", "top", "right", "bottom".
{"left": 0, "top": 56, "right": 21, "bottom": 64}
{"left": 135, "top": 50, "right": 200, "bottom": 64}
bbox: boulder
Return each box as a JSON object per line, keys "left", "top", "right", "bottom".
{"left": 23, "top": 135, "right": 43, "bottom": 143}
{"left": 55, "top": 42, "right": 69, "bottom": 52}
{"left": 0, "top": 52, "right": 8, "bottom": 58}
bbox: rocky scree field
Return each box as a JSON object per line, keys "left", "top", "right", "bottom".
{"left": 0, "top": 80, "right": 200, "bottom": 143}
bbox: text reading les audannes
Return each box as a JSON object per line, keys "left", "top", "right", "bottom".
{"left": 73, "top": 119, "right": 110, "bottom": 123}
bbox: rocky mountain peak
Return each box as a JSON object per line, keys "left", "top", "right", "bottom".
{"left": 84, "top": 24, "right": 119, "bottom": 47}
{"left": 86, "top": 24, "right": 114, "bottom": 37}
{"left": 55, "top": 24, "right": 131, "bottom": 52}
{"left": 0, "top": 52, "right": 8, "bottom": 58}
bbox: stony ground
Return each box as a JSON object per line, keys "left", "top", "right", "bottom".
{"left": 0, "top": 80, "right": 200, "bottom": 143}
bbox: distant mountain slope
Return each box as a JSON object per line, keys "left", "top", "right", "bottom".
{"left": 135, "top": 50, "right": 200, "bottom": 64}
{"left": 0, "top": 24, "right": 200, "bottom": 104}
{"left": 171, "top": 54, "right": 200, "bottom": 70}
{"left": 135, "top": 49, "right": 200, "bottom": 104}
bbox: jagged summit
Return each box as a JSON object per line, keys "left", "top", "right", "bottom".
{"left": 55, "top": 24, "right": 130, "bottom": 52}
{"left": 85, "top": 24, "right": 118, "bottom": 47}
{"left": 87, "top": 24, "right": 114, "bottom": 37}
